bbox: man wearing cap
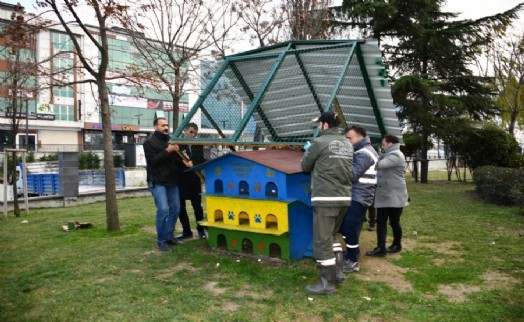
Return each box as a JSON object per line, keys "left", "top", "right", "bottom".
{"left": 301, "top": 111, "right": 353, "bottom": 295}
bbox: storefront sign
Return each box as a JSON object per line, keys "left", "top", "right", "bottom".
{"left": 147, "top": 100, "right": 188, "bottom": 112}
{"left": 109, "top": 94, "right": 148, "bottom": 108}
{"left": 3, "top": 111, "right": 55, "bottom": 120}
{"left": 85, "top": 122, "right": 139, "bottom": 131}
{"left": 112, "top": 85, "right": 132, "bottom": 95}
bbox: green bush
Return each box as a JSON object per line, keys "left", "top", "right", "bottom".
{"left": 447, "top": 123, "right": 522, "bottom": 169}
{"left": 113, "top": 154, "right": 123, "bottom": 168}
{"left": 38, "top": 153, "right": 58, "bottom": 162}
{"left": 473, "top": 166, "right": 524, "bottom": 207}
{"left": 79, "top": 151, "right": 100, "bottom": 170}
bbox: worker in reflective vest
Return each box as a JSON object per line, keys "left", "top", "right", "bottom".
{"left": 340, "top": 125, "right": 379, "bottom": 274}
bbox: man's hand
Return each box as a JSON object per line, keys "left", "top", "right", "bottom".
{"left": 303, "top": 141, "right": 311, "bottom": 151}
{"left": 166, "top": 143, "right": 179, "bottom": 154}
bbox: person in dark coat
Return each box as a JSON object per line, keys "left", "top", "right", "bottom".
{"left": 177, "top": 123, "right": 206, "bottom": 240}
{"left": 143, "top": 117, "right": 190, "bottom": 251}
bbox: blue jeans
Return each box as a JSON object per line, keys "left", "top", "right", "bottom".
{"left": 340, "top": 200, "right": 368, "bottom": 262}
{"left": 148, "top": 183, "right": 180, "bottom": 244}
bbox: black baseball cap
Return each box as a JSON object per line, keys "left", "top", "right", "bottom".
{"left": 312, "top": 111, "right": 340, "bottom": 126}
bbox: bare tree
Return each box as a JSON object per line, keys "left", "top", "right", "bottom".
{"left": 489, "top": 31, "right": 524, "bottom": 137}
{"left": 36, "top": 0, "right": 127, "bottom": 231}
{"left": 0, "top": 4, "right": 43, "bottom": 217}
{"left": 237, "top": 0, "right": 287, "bottom": 48}
{"left": 120, "top": 0, "right": 239, "bottom": 129}
{"left": 282, "top": 0, "right": 335, "bottom": 40}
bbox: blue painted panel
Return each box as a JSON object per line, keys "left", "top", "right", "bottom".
{"left": 288, "top": 202, "right": 314, "bottom": 260}
{"left": 203, "top": 154, "right": 311, "bottom": 205}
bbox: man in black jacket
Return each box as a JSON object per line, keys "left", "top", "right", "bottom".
{"left": 143, "top": 117, "right": 191, "bottom": 251}
{"left": 177, "top": 122, "right": 206, "bottom": 240}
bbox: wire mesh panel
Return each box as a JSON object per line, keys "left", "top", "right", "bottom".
{"left": 171, "top": 40, "right": 402, "bottom": 148}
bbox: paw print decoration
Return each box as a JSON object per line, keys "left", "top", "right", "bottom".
{"left": 228, "top": 211, "right": 235, "bottom": 221}
{"left": 254, "top": 213, "right": 262, "bottom": 223}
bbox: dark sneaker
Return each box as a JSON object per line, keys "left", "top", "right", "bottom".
{"left": 157, "top": 242, "right": 172, "bottom": 252}
{"left": 343, "top": 259, "right": 360, "bottom": 273}
{"left": 198, "top": 232, "right": 207, "bottom": 239}
{"left": 176, "top": 231, "right": 193, "bottom": 240}
{"left": 368, "top": 225, "right": 376, "bottom": 231}
{"left": 166, "top": 239, "right": 182, "bottom": 246}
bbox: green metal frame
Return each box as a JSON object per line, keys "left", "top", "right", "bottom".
{"left": 356, "top": 45, "right": 387, "bottom": 138}
{"left": 171, "top": 40, "right": 397, "bottom": 147}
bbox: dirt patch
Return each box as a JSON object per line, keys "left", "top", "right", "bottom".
{"left": 356, "top": 256, "right": 414, "bottom": 293}
{"left": 355, "top": 230, "right": 414, "bottom": 292}
{"left": 141, "top": 225, "right": 156, "bottom": 235}
{"left": 222, "top": 302, "right": 240, "bottom": 311}
{"left": 438, "top": 284, "right": 482, "bottom": 302}
{"left": 204, "top": 281, "right": 227, "bottom": 296}
{"left": 156, "top": 262, "right": 195, "bottom": 280}
{"left": 424, "top": 241, "right": 462, "bottom": 256}
{"left": 438, "top": 271, "right": 519, "bottom": 302}
{"left": 481, "top": 271, "right": 519, "bottom": 289}
{"left": 234, "top": 283, "right": 273, "bottom": 300}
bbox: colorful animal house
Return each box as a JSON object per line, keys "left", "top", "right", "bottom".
{"left": 194, "top": 149, "right": 314, "bottom": 261}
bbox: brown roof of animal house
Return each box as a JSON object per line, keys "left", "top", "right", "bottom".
{"left": 232, "top": 149, "right": 304, "bottom": 175}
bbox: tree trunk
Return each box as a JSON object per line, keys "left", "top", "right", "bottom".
{"left": 98, "top": 81, "right": 120, "bottom": 232}
{"left": 172, "top": 67, "right": 181, "bottom": 130}
{"left": 413, "top": 158, "right": 419, "bottom": 183}
{"left": 420, "top": 130, "right": 429, "bottom": 183}
{"left": 10, "top": 152, "right": 20, "bottom": 217}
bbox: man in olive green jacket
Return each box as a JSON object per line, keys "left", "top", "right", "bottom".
{"left": 301, "top": 111, "right": 353, "bottom": 294}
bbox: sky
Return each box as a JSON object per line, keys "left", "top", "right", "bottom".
{"left": 7, "top": 0, "right": 524, "bottom": 20}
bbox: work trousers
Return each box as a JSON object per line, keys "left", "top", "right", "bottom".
{"left": 313, "top": 206, "right": 348, "bottom": 264}
{"left": 340, "top": 200, "right": 367, "bottom": 262}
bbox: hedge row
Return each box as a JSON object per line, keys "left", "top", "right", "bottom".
{"left": 473, "top": 166, "right": 524, "bottom": 207}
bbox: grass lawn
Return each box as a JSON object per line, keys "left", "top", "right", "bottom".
{"left": 1, "top": 178, "right": 523, "bottom": 321}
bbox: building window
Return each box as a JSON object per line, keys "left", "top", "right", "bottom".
{"left": 52, "top": 32, "right": 75, "bottom": 75}
{"left": 53, "top": 86, "right": 74, "bottom": 98}
{"left": 53, "top": 104, "right": 74, "bottom": 121}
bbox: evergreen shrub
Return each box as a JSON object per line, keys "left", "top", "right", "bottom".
{"left": 473, "top": 166, "right": 524, "bottom": 207}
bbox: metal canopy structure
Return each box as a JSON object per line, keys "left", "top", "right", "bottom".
{"left": 171, "top": 39, "right": 402, "bottom": 147}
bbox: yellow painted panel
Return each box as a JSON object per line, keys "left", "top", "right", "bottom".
{"left": 199, "top": 221, "right": 286, "bottom": 236}
{"left": 205, "top": 196, "right": 290, "bottom": 232}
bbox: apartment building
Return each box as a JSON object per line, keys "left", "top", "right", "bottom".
{"left": 0, "top": 2, "right": 194, "bottom": 155}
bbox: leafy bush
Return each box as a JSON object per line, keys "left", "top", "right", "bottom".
{"left": 446, "top": 123, "right": 522, "bottom": 169}
{"left": 79, "top": 151, "right": 100, "bottom": 170}
{"left": 38, "top": 153, "right": 58, "bottom": 161}
{"left": 473, "top": 166, "right": 524, "bottom": 207}
{"left": 113, "top": 154, "right": 123, "bottom": 168}
{"left": 26, "top": 152, "right": 36, "bottom": 163}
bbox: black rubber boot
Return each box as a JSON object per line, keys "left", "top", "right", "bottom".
{"left": 305, "top": 265, "right": 337, "bottom": 295}
{"left": 334, "top": 252, "right": 346, "bottom": 283}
